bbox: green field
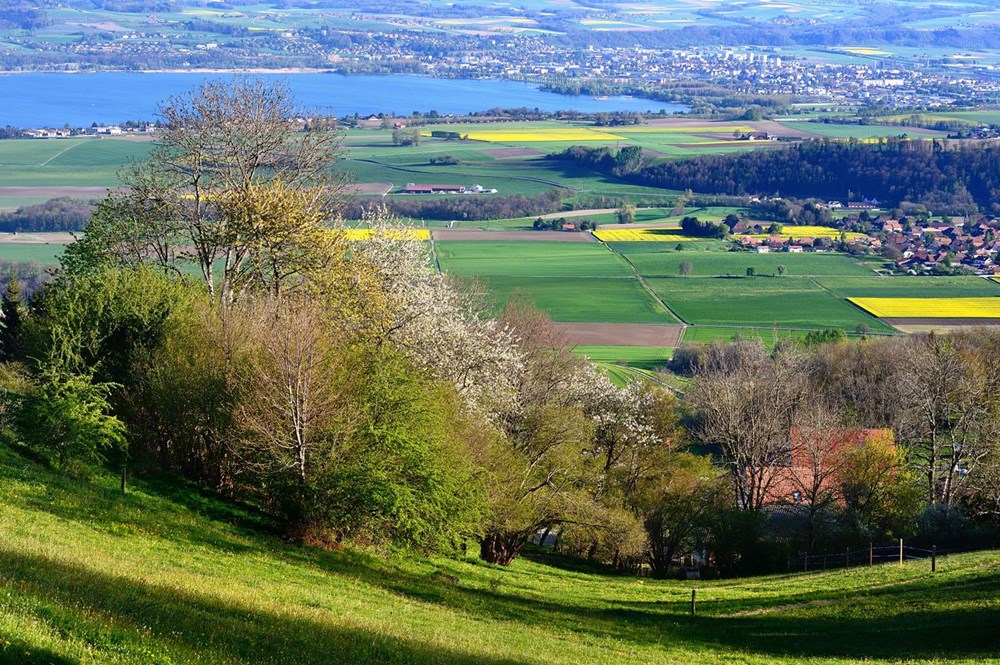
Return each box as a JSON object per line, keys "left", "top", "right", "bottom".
{"left": 775, "top": 122, "right": 947, "bottom": 139}
{"left": 436, "top": 241, "right": 633, "bottom": 278}
{"left": 572, "top": 345, "right": 674, "bottom": 369}
{"left": 617, "top": 248, "right": 880, "bottom": 278}
{"left": 0, "top": 243, "right": 67, "bottom": 265}
{"left": 2, "top": 442, "right": 1000, "bottom": 664}
{"left": 473, "top": 275, "right": 675, "bottom": 323}
{"left": 648, "top": 276, "right": 894, "bottom": 332}
{"left": 0, "top": 138, "right": 151, "bottom": 188}
{"left": 680, "top": 325, "right": 824, "bottom": 347}
{"left": 817, "top": 275, "right": 1000, "bottom": 298}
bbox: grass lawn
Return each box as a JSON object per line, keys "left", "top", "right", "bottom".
{"left": 470, "top": 275, "right": 676, "bottom": 323}
{"left": 436, "top": 241, "right": 633, "bottom": 278}
{"left": 618, "top": 249, "right": 879, "bottom": 278}
{"left": 648, "top": 276, "right": 893, "bottom": 332}
{"left": 2, "top": 442, "right": 1000, "bottom": 664}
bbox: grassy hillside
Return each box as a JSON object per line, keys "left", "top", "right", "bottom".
{"left": 1, "top": 444, "right": 999, "bottom": 664}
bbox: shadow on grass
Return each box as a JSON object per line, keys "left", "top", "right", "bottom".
{"left": 0, "top": 549, "right": 529, "bottom": 665}
{"left": 6, "top": 447, "right": 999, "bottom": 662}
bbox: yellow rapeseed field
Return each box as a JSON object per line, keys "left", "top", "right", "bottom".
{"left": 849, "top": 297, "right": 1000, "bottom": 319}
{"left": 750, "top": 225, "right": 866, "bottom": 241}
{"left": 342, "top": 228, "right": 431, "bottom": 241}
{"left": 593, "top": 228, "right": 704, "bottom": 242}
{"left": 454, "top": 128, "right": 626, "bottom": 142}
{"left": 843, "top": 47, "right": 891, "bottom": 56}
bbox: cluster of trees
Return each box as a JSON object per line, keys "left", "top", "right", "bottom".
{"left": 4, "top": 80, "right": 999, "bottom": 579}
{"left": 0, "top": 197, "right": 95, "bottom": 233}
{"left": 532, "top": 216, "right": 596, "bottom": 231}
{"left": 680, "top": 216, "right": 728, "bottom": 239}
{"left": 344, "top": 189, "right": 568, "bottom": 222}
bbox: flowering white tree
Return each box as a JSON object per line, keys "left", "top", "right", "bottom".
{"left": 347, "top": 207, "right": 523, "bottom": 416}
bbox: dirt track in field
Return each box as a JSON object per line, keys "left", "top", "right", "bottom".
{"left": 432, "top": 229, "right": 596, "bottom": 242}
{"left": 553, "top": 323, "right": 684, "bottom": 346}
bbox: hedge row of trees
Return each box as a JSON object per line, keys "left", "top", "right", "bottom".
{"left": 344, "top": 189, "right": 568, "bottom": 222}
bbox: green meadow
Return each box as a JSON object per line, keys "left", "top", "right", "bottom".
{"left": 647, "top": 276, "right": 894, "bottom": 332}
{"left": 617, "top": 248, "right": 879, "bottom": 278}
{"left": 2, "top": 442, "right": 999, "bottom": 665}
{"left": 471, "top": 275, "right": 675, "bottom": 324}
{"left": 436, "top": 241, "right": 633, "bottom": 278}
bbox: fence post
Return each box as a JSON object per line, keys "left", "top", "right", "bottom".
{"left": 823, "top": 551, "right": 827, "bottom": 570}
{"left": 690, "top": 589, "right": 696, "bottom": 617}
{"left": 899, "top": 538, "right": 904, "bottom": 567}
{"left": 932, "top": 545, "right": 937, "bottom": 573}
{"left": 845, "top": 547, "right": 850, "bottom": 569}
{"left": 120, "top": 466, "right": 127, "bottom": 494}
{"left": 869, "top": 542, "right": 873, "bottom": 567}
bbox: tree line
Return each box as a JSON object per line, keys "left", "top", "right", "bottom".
{"left": 0, "top": 198, "right": 95, "bottom": 233}
{"left": 560, "top": 140, "right": 1000, "bottom": 215}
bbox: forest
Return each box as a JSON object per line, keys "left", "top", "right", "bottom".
{"left": 561, "top": 140, "right": 1000, "bottom": 215}
{"left": 3, "top": 80, "right": 999, "bottom": 579}
{"left": 0, "top": 197, "right": 94, "bottom": 233}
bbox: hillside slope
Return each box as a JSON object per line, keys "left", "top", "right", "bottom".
{"left": 0, "top": 444, "right": 998, "bottom": 665}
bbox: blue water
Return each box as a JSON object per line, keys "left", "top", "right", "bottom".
{"left": 0, "top": 73, "right": 680, "bottom": 127}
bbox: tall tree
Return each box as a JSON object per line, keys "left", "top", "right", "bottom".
{"left": 0, "top": 274, "right": 23, "bottom": 361}
{"left": 62, "top": 78, "right": 348, "bottom": 304}
{"left": 687, "top": 341, "right": 807, "bottom": 511}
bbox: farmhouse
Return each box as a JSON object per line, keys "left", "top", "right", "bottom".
{"left": 764, "top": 428, "right": 894, "bottom": 507}
{"left": 402, "top": 183, "right": 466, "bottom": 194}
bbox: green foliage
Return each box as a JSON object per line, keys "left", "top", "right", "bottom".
{"left": 305, "top": 347, "right": 483, "bottom": 552}
{"left": 803, "top": 328, "right": 848, "bottom": 347}
{"left": 0, "top": 274, "right": 24, "bottom": 361}
{"left": 13, "top": 371, "right": 126, "bottom": 471}
{"left": 838, "top": 434, "right": 924, "bottom": 541}
{"left": 24, "top": 267, "right": 197, "bottom": 385}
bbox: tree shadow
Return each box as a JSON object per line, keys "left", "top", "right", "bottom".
{"left": 0, "top": 549, "right": 529, "bottom": 665}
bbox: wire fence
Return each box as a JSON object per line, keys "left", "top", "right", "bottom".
{"left": 791, "top": 540, "right": 973, "bottom": 573}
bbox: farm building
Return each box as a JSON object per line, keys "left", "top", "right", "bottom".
{"left": 763, "top": 428, "right": 894, "bottom": 507}
{"left": 402, "top": 183, "right": 465, "bottom": 194}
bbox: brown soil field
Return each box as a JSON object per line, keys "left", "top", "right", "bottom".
{"left": 553, "top": 322, "right": 685, "bottom": 346}
{"left": 0, "top": 232, "right": 76, "bottom": 243}
{"left": 432, "top": 229, "right": 596, "bottom": 242}
{"left": 349, "top": 182, "right": 394, "bottom": 195}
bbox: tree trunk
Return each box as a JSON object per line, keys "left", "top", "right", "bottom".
{"left": 480, "top": 531, "right": 525, "bottom": 566}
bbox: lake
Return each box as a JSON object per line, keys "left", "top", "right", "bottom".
{"left": 0, "top": 73, "right": 681, "bottom": 127}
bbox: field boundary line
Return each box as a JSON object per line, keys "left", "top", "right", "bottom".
{"left": 39, "top": 140, "right": 86, "bottom": 167}
{"left": 597, "top": 235, "right": 689, "bottom": 327}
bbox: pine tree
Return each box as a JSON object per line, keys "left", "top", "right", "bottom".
{"left": 1, "top": 274, "right": 23, "bottom": 361}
